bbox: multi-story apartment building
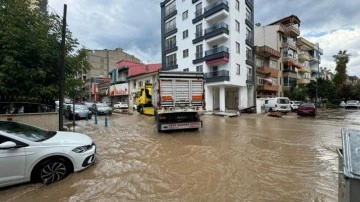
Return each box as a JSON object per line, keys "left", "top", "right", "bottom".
{"left": 254, "top": 15, "right": 322, "bottom": 98}
{"left": 84, "top": 48, "right": 141, "bottom": 102}
{"left": 160, "top": 0, "right": 255, "bottom": 111}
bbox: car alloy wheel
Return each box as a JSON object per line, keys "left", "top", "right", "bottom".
{"left": 38, "top": 158, "right": 70, "bottom": 185}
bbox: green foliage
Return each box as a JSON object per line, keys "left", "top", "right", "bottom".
{"left": 333, "top": 50, "right": 351, "bottom": 88}
{"left": 0, "top": 0, "right": 90, "bottom": 103}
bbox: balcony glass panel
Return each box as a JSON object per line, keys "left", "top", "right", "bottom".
{"left": 205, "top": 46, "right": 229, "bottom": 56}
{"left": 204, "top": 22, "right": 228, "bottom": 34}
{"left": 204, "top": 0, "right": 228, "bottom": 12}
{"left": 205, "top": 70, "right": 229, "bottom": 78}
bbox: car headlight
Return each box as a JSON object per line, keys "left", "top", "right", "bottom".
{"left": 72, "top": 145, "right": 93, "bottom": 153}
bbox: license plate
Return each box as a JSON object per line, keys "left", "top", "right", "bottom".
{"left": 281, "top": 106, "right": 287, "bottom": 109}
{"left": 161, "top": 122, "right": 202, "bottom": 130}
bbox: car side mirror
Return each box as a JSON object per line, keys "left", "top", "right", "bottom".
{"left": 0, "top": 141, "right": 17, "bottom": 149}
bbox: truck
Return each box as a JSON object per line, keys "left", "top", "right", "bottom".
{"left": 135, "top": 71, "right": 205, "bottom": 132}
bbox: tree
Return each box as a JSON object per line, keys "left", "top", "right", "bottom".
{"left": 333, "top": 50, "right": 351, "bottom": 88}
{"left": 0, "top": 0, "right": 90, "bottom": 103}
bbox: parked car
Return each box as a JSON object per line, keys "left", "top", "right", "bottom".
{"left": 64, "top": 104, "right": 92, "bottom": 120}
{"left": 0, "top": 121, "right": 96, "bottom": 188}
{"left": 290, "top": 101, "right": 304, "bottom": 111}
{"left": 84, "top": 102, "right": 94, "bottom": 110}
{"left": 91, "top": 103, "right": 112, "bottom": 115}
{"left": 113, "top": 102, "right": 128, "bottom": 109}
{"left": 297, "top": 103, "right": 317, "bottom": 116}
{"left": 345, "top": 100, "right": 360, "bottom": 109}
{"left": 264, "top": 97, "right": 291, "bottom": 114}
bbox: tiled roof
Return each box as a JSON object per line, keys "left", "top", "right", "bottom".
{"left": 128, "top": 64, "right": 162, "bottom": 76}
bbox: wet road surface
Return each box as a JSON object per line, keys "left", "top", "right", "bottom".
{"left": 1, "top": 108, "right": 360, "bottom": 201}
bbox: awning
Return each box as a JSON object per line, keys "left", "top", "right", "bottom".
{"left": 288, "top": 61, "right": 301, "bottom": 69}
{"left": 263, "top": 78, "right": 273, "bottom": 84}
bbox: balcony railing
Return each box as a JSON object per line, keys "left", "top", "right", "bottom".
{"left": 246, "top": 36, "right": 253, "bottom": 46}
{"left": 204, "top": 0, "right": 228, "bottom": 12}
{"left": 165, "top": 43, "right": 176, "bottom": 51}
{"left": 165, "top": 5, "right": 176, "bottom": 17}
{"left": 205, "top": 22, "right": 228, "bottom": 34}
{"left": 165, "top": 24, "right": 176, "bottom": 33}
{"left": 245, "top": 0, "right": 253, "bottom": 9}
{"left": 165, "top": 60, "right": 177, "bottom": 67}
{"left": 255, "top": 46, "right": 280, "bottom": 58}
{"left": 204, "top": 70, "right": 230, "bottom": 83}
{"left": 205, "top": 46, "right": 229, "bottom": 56}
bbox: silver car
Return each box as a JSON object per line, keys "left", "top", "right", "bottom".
{"left": 64, "top": 104, "right": 92, "bottom": 119}
{"left": 345, "top": 100, "right": 360, "bottom": 109}
{"left": 92, "top": 103, "right": 112, "bottom": 115}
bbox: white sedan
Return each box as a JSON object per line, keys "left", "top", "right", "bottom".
{"left": 113, "top": 102, "right": 128, "bottom": 109}
{"left": 0, "top": 121, "right": 96, "bottom": 188}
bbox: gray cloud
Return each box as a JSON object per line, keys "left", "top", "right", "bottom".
{"left": 49, "top": 0, "right": 360, "bottom": 74}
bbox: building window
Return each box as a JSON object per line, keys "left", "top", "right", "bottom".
{"left": 235, "top": 20, "right": 240, "bottom": 32}
{"left": 183, "top": 49, "right": 189, "bottom": 58}
{"left": 165, "top": 35, "right": 176, "bottom": 50}
{"left": 195, "top": 3, "right": 202, "bottom": 17}
{"left": 195, "top": 44, "right": 203, "bottom": 59}
{"left": 166, "top": 53, "right": 177, "bottom": 67}
{"left": 139, "top": 81, "right": 143, "bottom": 88}
{"left": 165, "top": 1, "right": 176, "bottom": 16}
{"left": 183, "top": 30, "right": 188, "bottom": 39}
{"left": 145, "top": 80, "right": 150, "bottom": 84}
{"left": 182, "top": 10, "right": 188, "bottom": 20}
{"left": 165, "top": 18, "right": 176, "bottom": 33}
{"left": 235, "top": 0, "right": 239, "bottom": 10}
{"left": 236, "top": 64, "right": 240, "bottom": 75}
{"left": 246, "top": 48, "right": 252, "bottom": 61}
{"left": 246, "top": 8, "right": 252, "bottom": 21}
{"left": 236, "top": 42, "right": 240, "bottom": 54}
{"left": 183, "top": 68, "right": 189, "bottom": 72}
{"left": 195, "top": 23, "right": 202, "bottom": 38}
{"left": 196, "top": 65, "right": 203, "bottom": 72}
{"left": 133, "top": 81, "right": 136, "bottom": 88}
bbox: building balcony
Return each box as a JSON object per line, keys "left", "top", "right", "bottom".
{"left": 245, "top": 0, "right": 253, "bottom": 10}
{"left": 246, "top": 74, "right": 254, "bottom": 85}
{"left": 281, "top": 41, "right": 297, "bottom": 50}
{"left": 297, "top": 78, "right": 310, "bottom": 85}
{"left": 192, "top": 9, "right": 203, "bottom": 24}
{"left": 204, "top": 70, "right": 230, "bottom": 83}
{"left": 282, "top": 57, "right": 301, "bottom": 68}
{"left": 192, "top": 52, "right": 204, "bottom": 64}
{"left": 204, "top": 46, "right": 229, "bottom": 63}
{"left": 298, "top": 66, "right": 311, "bottom": 73}
{"left": 255, "top": 45, "right": 280, "bottom": 58}
{"left": 297, "top": 37, "right": 313, "bottom": 51}
{"left": 256, "top": 66, "right": 279, "bottom": 77}
{"left": 246, "top": 36, "right": 253, "bottom": 47}
{"left": 282, "top": 86, "right": 290, "bottom": 91}
{"left": 257, "top": 84, "right": 279, "bottom": 92}
{"left": 282, "top": 70, "right": 297, "bottom": 78}
{"left": 310, "top": 65, "right": 319, "bottom": 73}
{"left": 298, "top": 52, "right": 310, "bottom": 61}
{"left": 204, "top": 0, "right": 229, "bottom": 23}
{"left": 164, "top": 5, "right": 177, "bottom": 21}
{"left": 245, "top": 16, "right": 253, "bottom": 28}
{"left": 204, "top": 22, "right": 229, "bottom": 44}
{"left": 164, "top": 24, "right": 177, "bottom": 37}
{"left": 164, "top": 45, "right": 178, "bottom": 55}
{"left": 279, "top": 24, "right": 300, "bottom": 36}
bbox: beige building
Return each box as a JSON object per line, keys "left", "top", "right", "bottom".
{"left": 84, "top": 48, "right": 141, "bottom": 102}
{"left": 254, "top": 15, "right": 323, "bottom": 98}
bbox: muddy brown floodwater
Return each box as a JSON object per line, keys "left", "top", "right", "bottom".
{"left": 1, "top": 109, "right": 360, "bottom": 201}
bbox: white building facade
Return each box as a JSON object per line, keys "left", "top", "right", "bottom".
{"left": 160, "top": 0, "right": 255, "bottom": 111}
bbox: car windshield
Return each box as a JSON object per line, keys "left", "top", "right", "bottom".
{"left": 347, "top": 100, "right": 358, "bottom": 103}
{"left": 301, "top": 103, "right": 315, "bottom": 107}
{"left": 277, "top": 99, "right": 289, "bottom": 104}
{"left": 0, "top": 121, "right": 56, "bottom": 142}
{"left": 96, "top": 103, "right": 108, "bottom": 107}
{"left": 75, "top": 105, "right": 88, "bottom": 110}
{"left": 294, "top": 101, "right": 303, "bottom": 104}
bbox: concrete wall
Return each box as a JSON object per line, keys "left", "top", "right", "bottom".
{"left": 0, "top": 113, "right": 59, "bottom": 131}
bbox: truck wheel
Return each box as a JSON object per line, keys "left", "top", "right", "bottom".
{"left": 139, "top": 107, "right": 144, "bottom": 114}
{"left": 269, "top": 108, "right": 273, "bottom": 112}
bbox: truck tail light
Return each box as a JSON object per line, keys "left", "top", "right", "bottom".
{"left": 159, "top": 115, "right": 167, "bottom": 120}
{"left": 194, "top": 113, "right": 199, "bottom": 119}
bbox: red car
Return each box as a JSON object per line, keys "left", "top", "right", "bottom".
{"left": 297, "top": 103, "right": 317, "bottom": 116}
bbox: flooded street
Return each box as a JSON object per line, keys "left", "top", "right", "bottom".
{"left": 1, "top": 109, "right": 360, "bottom": 201}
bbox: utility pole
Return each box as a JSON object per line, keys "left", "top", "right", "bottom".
{"left": 59, "top": 4, "right": 67, "bottom": 131}
{"left": 315, "top": 43, "right": 320, "bottom": 107}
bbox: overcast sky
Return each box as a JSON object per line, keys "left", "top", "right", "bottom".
{"left": 48, "top": 0, "right": 360, "bottom": 76}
